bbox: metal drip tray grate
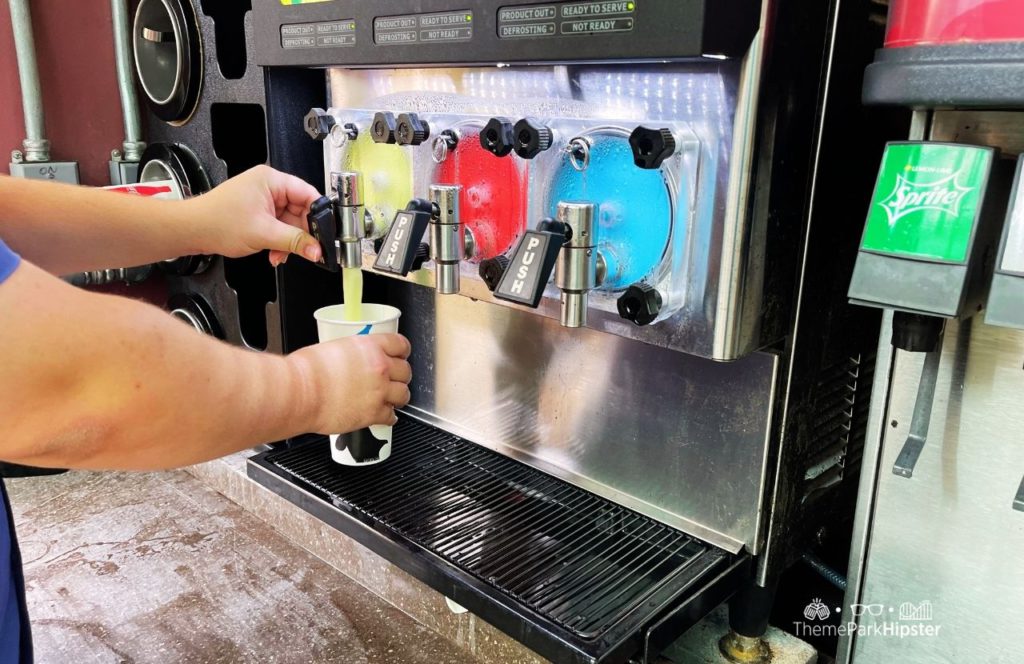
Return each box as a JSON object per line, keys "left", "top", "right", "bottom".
{"left": 248, "top": 416, "right": 745, "bottom": 664}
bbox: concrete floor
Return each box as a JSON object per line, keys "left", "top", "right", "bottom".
{"left": 4, "top": 469, "right": 482, "bottom": 664}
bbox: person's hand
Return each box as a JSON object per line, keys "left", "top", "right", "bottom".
{"left": 289, "top": 333, "right": 413, "bottom": 434}
{"left": 186, "top": 165, "right": 323, "bottom": 267}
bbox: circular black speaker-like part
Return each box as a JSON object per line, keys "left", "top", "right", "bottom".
{"left": 139, "top": 142, "right": 214, "bottom": 276}
{"left": 133, "top": 0, "right": 203, "bottom": 125}
{"left": 168, "top": 293, "right": 224, "bottom": 339}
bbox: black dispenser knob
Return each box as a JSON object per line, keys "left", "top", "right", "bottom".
{"left": 479, "top": 255, "right": 511, "bottom": 292}
{"left": 304, "top": 108, "right": 335, "bottom": 141}
{"left": 372, "top": 199, "right": 434, "bottom": 276}
{"left": 538, "top": 218, "right": 569, "bottom": 239}
{"left": 396, "top": 112, "right": 430, "bottom": 146}
{"left": 481, "top": 117, "right": 515, "bottom": 157}
{"left": 371, "top": 112, "right": 398, "bottom": 144}
{"left": 629, "top": 126, "right": 676, "bottom": 169}
{"left": 618, "top": 282, "right": 663, "bottom": 326}
{"left": 891, "top": 312, "right": 945, "bottom": 353}
{"left": 491, "top": 218, "right": 567, "bottom": 308}
{"left": 513, "top": 118, "right": 553, "bottom": 159}
{"left": 307, "top": 195, "right": 340, "bottom": 272}
{"left": 410, "top": 243, "right": 431, "bottom": 272}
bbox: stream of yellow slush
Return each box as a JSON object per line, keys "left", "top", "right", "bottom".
{"left": 342, "top": 267, "right": 364, "bottom": 321}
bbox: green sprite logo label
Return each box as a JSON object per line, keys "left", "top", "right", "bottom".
{"left": 862, "top": 143, "right": 991, "bottom": 263}
{"left": 879, "top": 172, "right": 974, "bottom": 225}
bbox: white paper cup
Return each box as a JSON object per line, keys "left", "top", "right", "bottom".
{"left": 313, "top": 303, "right": 401, "bottom": 466}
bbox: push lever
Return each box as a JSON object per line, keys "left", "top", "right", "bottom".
{"left": 307, "top": 196, "right": 339, "bottom": 272}
{"left": 487, "top": 218, "right": 567, "bottom": 308}
{"left": 372, "top": 199, "right": 434, "bottom": 276}
{"left": 305, "top": 172, "right": 367, "bottom": 272}
{"left": 892, "top": 347, "right": 942, "bottom": 478}
{"left": 891, "top": 313, "right": 945, "bottom": 479}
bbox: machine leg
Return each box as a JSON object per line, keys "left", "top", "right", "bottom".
{"left": 720, "top": 580, "right": 778, "bottom": 663}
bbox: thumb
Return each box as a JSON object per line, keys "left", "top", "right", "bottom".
{"left": 264, "top": 217, "right": 322, "bottom": 262}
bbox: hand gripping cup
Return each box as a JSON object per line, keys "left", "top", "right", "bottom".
{"left": 313, "top": 303, "right": 402, "bottom": 466}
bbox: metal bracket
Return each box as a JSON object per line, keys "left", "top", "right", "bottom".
{"left": 893, "top": 347, "right": 943, "bottom": 478}
{"left": 1014, "top": 476, "right": 1024, "bottom": 512}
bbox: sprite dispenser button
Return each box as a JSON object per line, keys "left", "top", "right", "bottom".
{"left": 986, "top": 156, "right": 1024, "bottom": 330}
{"left": 848, "top": 141, "right": 1009, "bottom": 318}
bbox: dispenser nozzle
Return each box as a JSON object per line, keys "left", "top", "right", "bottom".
{"left": 428, "top": 184, "right": 473, "bottom": 295}
{"left": 334, "top": 171, "right": 366, "bottom": 269}
{"left": 554, "top": 202, "right": 601, "bottom": 328}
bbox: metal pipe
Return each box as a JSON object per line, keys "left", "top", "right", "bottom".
{"left": 7, "top": 0, "right": 50, "bottom": 162}
{"left": 110, "top": 0, "right": 145, "bottom": 160}
{"left": 801, "top": 552, "right": 848, "bottom": 592}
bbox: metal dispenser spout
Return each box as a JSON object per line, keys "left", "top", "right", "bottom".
{"left": 335, "top": 172, "right": 367, "bottom": 269}
{"left": 307, "top": 171, "right": 370, "bottom": 272}
{"left": 428, "top": 184, "right": 474, "bottom": 295}
{"left": 554, "top": 202, "right": 603, "bottom": 328}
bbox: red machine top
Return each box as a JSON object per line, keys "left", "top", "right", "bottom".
{"left": 886, "top": 0, "right": 1024, "bottom": 47}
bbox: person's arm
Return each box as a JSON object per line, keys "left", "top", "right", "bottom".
{"left": 0, "top": 166, "right": 323, "bottom": 275}
{"left": 0, "top": 261, "right": 412, "bottom": 471}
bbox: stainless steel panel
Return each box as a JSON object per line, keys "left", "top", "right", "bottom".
{"left": 389, "top": 282, "right": 779, "bottom": 553}
{"left": 846, "top": 319, "right": 1024, "bottom": 663}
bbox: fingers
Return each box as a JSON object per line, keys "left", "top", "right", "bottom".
{"left": 373, "top": 407, "right": 399, "bottom": 427}
{"left": 262, "top": 216, "right": 322, "bottom": 263}
{"left": 374, "top": 333, "right": 412, "bottom": 359}
{"left": 269, "top": 249, "right": 288, "bottom": 267}
{"left": 386, "top": 380, "right": 411, "bottom": 408}
{"left": 389, "top": 357, "right": 412, "bottom": 384}
{"left": 263, "top": 167, "right": 321, "bottom": 214}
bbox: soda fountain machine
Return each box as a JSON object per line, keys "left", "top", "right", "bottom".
{"left": 239, "top": 1, "right": 894, "bottom": 661}
{"left": 841, "top": 1, "right": 1024, "bottom": 662}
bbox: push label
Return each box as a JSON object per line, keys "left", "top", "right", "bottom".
{"left": 373, "top": 207, "right": 431, "bottom": 275}
{"left": 494, "top": 230, "right": 563, "bottom": 307}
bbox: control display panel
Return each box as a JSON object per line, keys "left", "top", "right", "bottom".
{"left": 497, "top": 2, "right": 635, "bottom": 39}
{"left": 253, "top": 0, "right": 758, "bottom": 67}
{"left": 374, "top": 10, "right": 474, "bottom": 46}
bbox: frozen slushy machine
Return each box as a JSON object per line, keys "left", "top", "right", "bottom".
{"left": 232, "top": 1, "right": 892, "bottom": 662}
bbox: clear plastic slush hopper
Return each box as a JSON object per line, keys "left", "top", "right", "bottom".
{"left": 312, "top": 106, "right": 700, "bottom": 330}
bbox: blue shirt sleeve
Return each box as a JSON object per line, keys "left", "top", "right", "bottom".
{"left": 0, "top": 239, "right": 20, "bottom": 285}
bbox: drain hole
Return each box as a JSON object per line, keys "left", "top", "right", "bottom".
{"left": 199, "top": 0, "right": 251, "bottom": 80}
{"left": 211, "top": 102, "right": 273, "bottom": 350}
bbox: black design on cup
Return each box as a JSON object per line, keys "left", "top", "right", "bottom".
{"left": 335, "top": 427, "right": 388, "bottom": 464}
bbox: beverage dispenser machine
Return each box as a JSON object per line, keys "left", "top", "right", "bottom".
{"left": 244, "top": 1, "right": 890, "bottom": 661}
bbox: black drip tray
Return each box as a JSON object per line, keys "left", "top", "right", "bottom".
{"left": 248, "top": 415, "right": 747, "bottom": 664}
